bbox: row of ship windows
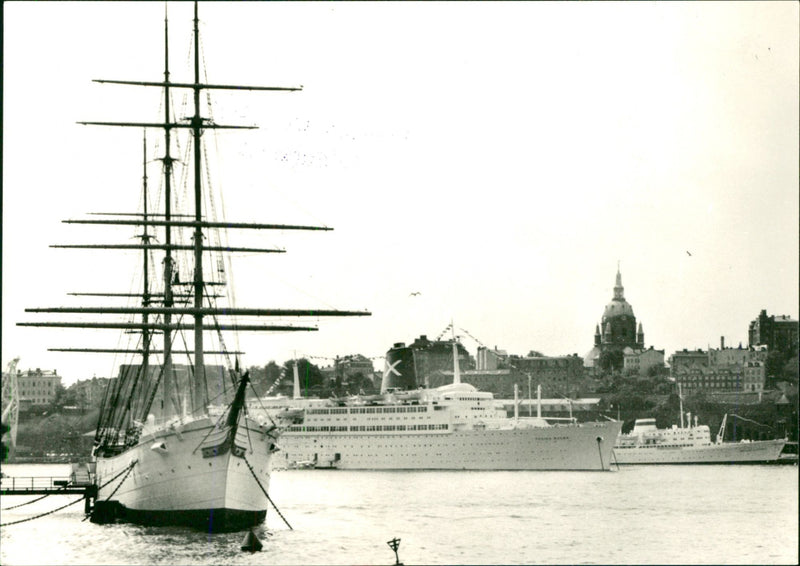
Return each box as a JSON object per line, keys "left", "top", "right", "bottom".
{"left": 309, "top": 415, "right": 433, "bottom": 422}
{"left": 635, "top": 444, "right": 695, "bottom": 448}
{"left": 287, "top": 424, "right": 449, "bottom": 433}
{"left": 307, "top": 406, "right": 429, "bottom": 415}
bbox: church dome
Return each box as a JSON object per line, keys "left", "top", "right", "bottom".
{"left": 603, "top": 299, "right": 635, "bottom": 319}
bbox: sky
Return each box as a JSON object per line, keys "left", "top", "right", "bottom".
{"left": 3, "top": 1, "right": 798, "bottom": 386}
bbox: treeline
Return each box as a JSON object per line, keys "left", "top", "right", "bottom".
{"left": 247, "top": 358, "right": 378, "bottom": 399}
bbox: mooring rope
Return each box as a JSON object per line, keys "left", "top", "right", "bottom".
{"left": 242, "top": 454, "right": 293, "bottom": 530}
{"left": 81, "top": 460, "right": 139, "bottom": 521}
{"left": 0, "top": 493, "right": 86, "bottom": 527}
{"left": 101, "top": 460, "right": 138, "bottom": 502}
{"left": 0, "top": 460, "right": 139, "bottom": 527}
{"left": 1, "top": 486, "right": 69, "bottom": 511}
{"left": 596, "top": 436, "right": 605, "bottom": 470}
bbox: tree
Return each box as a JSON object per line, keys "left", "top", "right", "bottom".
{"left": 282, "top": 359, "right": 324, "bottom": 396}
{"left": 781, "top": 355, "right": 799, "bottom": 384}
{"left": 765, "top": 350, "right": 788, "bottom": 381}
{"left": 598, "top": 349, "right": 624, "bottom": 373}
{"left": 1, "top": 421, "right": 9, "bottom": 461}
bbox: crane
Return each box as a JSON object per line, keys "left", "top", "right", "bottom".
{"left": 716, "top": 413, "right": 728, "bottom": 445}
{"left": 1, "top": 357, "right": 21, "bottom": 458}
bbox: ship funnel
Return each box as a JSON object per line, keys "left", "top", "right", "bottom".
{"left": 381, "top": 342, "right": 417, "bottom": 393}
{"left": 292, "top": 361, "right": 301, "bottom": 400}
{"left": 537, "top": 384, "right": 542, "bottom": 419}
{"left": 452, "top": 341, "right": 461, "bottom": 385}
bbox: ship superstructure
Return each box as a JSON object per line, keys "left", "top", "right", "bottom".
{"left": 267, "top": 333, "right": 622, "bottom": 470}
{"left": 613, "top": 387, "right": 786, "bottom": 465}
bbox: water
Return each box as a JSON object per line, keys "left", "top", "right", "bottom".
{"left": 1, "top": 464, "right": 797, "bottom": 565}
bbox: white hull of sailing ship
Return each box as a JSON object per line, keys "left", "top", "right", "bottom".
{"left": 95, "top": 414, "right": 275, "bottom": 530}
{"left": 613, "top": 417, "right": 787, "bottom": 465}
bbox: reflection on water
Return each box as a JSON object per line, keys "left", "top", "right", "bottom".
{"left": 1, "top": 464, "right": 797, "bottom": 565}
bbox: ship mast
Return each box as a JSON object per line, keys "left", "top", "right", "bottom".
{"left": 191, "top": 2, "right": 207, "bottom": 413}
{"left": 19, "top": 2, "right": 372, "bottom": 439}
{"left": 140, "top": 131, "right": 151, "bottom": 420}
{"left": 162, "top": 5, "right": 177, "bottom": 418}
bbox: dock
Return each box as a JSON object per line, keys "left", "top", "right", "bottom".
{"left": 1, "top": 468, "right": 97, "bottom": 514}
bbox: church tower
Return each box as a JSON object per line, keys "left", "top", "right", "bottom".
{"left": 598, "top": 266, "right": 644, "bottom": 351}
{"left": 584, "top": 265, "right": 651, "bottom": 372}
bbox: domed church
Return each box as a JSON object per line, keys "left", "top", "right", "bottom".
{"left": 584, "top": 266, "right": 645, "bottom": 370}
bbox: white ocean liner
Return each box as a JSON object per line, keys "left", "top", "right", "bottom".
{"left": 19, "top": 2, "right": 368, "bottom": 531}
{"left": 267, "top": 339, "right": 622, "bottom": 471}
{"left": 613, "top": 394, "right": 787, "bottom": 465}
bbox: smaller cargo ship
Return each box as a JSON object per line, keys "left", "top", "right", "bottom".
{"left": 613, "top": 393, "right": 787, "bottom": 465}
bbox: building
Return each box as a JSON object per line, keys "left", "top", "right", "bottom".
{"left": 17, "top": 368, "right": 62, "bottom": 406}
{"left": 476, "top": 346, "right": 509, "bottom": 370}
{"left": 623, "top": 346, "right": 665, "bottom": 376}
{"left": 671, "top": 339, "right": 768, "bottom": 393}
{"left": 429, "top": 354, "right": 586, "bottom": 398}
{"left": 748, "top": 310, "right": 799, "bottom": 356}
{"left": 115, "top": 363, "right": 227, "bottom": 418}
{"left": 382, "top": 335, "right": 472, "bottom": 390}
{"left": 69, "top": 377, "right": 113, "bottom": 408}
{"left": 585, "top": 267, "right": 646, "bottom": 371}
{"left": 668, "top": 349, "right": 709, "bottom": 374}
{"left": 320, "top": 354, "right": 376, "bottom": 391}
{"left": 742, "top": 362, "right": 766, "bottom": 392}
{"left": 709, "top": 337, "right": 768, "bottom": 367}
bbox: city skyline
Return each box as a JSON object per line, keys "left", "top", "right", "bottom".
{"left": 3, "top": 2, "right": 798, "bottom": 385}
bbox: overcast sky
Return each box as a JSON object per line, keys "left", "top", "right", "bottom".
{"left": 3, "top": 1, "right": 798, "bottom": 385}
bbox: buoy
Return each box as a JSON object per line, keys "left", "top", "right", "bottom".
{"left": 387, "top": 537, "right": 403, "bottom": 565}
{"left": 241, "top": 529, "right": 263, "bottom": 552}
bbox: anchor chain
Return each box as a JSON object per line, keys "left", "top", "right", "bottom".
{"left": 242, "top": 454, "right": 293, "bottom": 530}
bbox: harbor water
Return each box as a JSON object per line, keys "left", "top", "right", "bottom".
{"left": 1, "top": 464, "right": 797, "bottom": 565}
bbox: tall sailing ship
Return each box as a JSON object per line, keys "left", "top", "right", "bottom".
{"left": 18, "top": 3, "right": 368, "bottom": 531}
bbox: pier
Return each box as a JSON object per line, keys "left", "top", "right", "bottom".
{"left": 1, "top": 468, "right": 97, "bottom": 515}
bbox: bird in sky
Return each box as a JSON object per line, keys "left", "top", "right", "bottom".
{"left": 409, "top": 291, "right": 421, "bottom": 297}
{"left": 686, "top": 251, "right": 692, "bottom": 256}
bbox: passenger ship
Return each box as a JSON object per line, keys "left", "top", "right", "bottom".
{"left": 613, "top": 401, "right": 787, "bottom": 465}
{"left": 270, "top": 340, "right": 622, "bottom": 471}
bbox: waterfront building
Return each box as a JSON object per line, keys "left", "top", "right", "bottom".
{"left": 16, "top": 368, "right": 61, "bottom": 406}
{"left": 748, "top": 309, "right": 799, "bottom": 356}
